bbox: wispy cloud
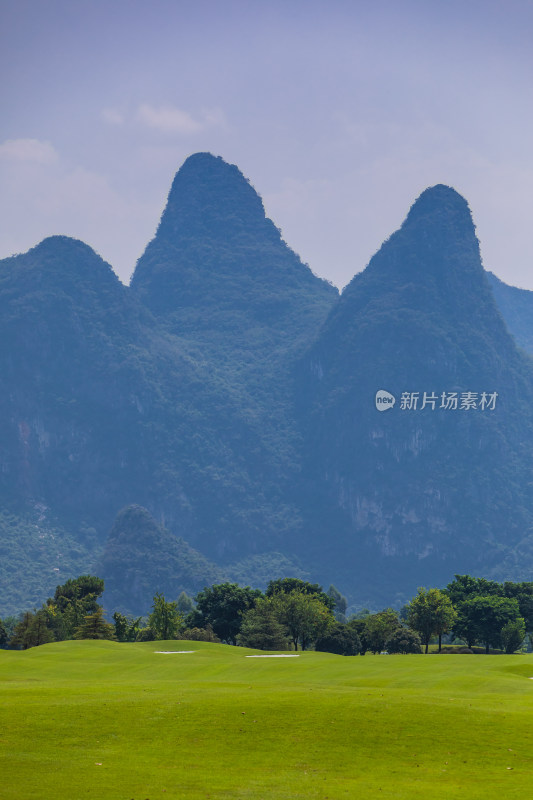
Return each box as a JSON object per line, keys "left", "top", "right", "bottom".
{"left": 0, "top": 138, "right": 58, "bottom": 164}
{"left": 136, "top": 104, "right": 226, "bottom": 134}
{"left": 101, "top": 108, "right": 125, "bottom": 126}
{"left": 0, "top": 140, "right": 153, "bottom": 282}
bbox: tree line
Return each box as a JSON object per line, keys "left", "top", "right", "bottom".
{"left": 1, "top": 574, "right": 532, "bottom": 655}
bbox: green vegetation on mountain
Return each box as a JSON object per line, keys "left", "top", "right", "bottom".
{"left": 97, "top": 505, "right": 225, "bottom": 616}
{"left": 0, "top": 509, "right": 91, "bottom": 617}
{"left": 296, "top": 184, "right": 533, "bottom": 601}
{"left": 1, "top": 156, "right": 533, "bottom": 616}
{"left": 487, "top": 271, "right": 533, "bottom": 355}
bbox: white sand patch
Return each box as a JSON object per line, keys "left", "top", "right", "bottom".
{"left": 155, "top": 650, "right": 195, "bottom": 654}
{"left": 246, "top": 654, "right": 300, "bottom": 658}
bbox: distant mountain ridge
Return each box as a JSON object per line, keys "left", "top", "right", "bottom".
{"left": 1, "top": 155, "right": 533, "bottom": 614}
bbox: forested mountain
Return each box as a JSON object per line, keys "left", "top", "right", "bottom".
{"left": 131, "top": 154, "right": 338, "bottom": 552}
{"left": 487, "top": 271, "right": 533, "bottom": 356}
{"left": 295, "top": 185, "right": 533, "bottom": 602}
{"left": 0, "top": 234, "right": 291, "bottom": 551}
{"left": 1, "top": 155, "right": 533, "bottom": 615}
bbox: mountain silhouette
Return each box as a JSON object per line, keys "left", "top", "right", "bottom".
{"left": 296, "top": 185, "right": 533, "bottom": 601}
{"left": 1, "top": 162, "right": 533, "bottom": 614}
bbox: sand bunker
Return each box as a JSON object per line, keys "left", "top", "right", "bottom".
{"left": 245, "top": 654, "right": 300, "bottom": 658}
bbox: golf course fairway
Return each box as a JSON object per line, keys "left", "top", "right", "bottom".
{"left": 1, "top": 640, "right": 532, "bottom": 798}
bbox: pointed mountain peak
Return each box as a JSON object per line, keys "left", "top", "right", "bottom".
{"left": 403, "top": 184, "right": 473, "bottom": 228}
{"left": 130, "top": 153, "right": 336, "bottom": 327}
{"left": 154, "top": 152, "right": 268, "bottom": 242}
{"left": 324, "top": 183, "right": 514, "bottom": 372}
{"left": 398, "top": 184, "right": 478, "bottom": 249}
{"left": 344, "top": 183, "right": 483, "bottom": 298}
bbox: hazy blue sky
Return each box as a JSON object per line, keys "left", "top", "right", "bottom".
{"left": 2, "top": 0, "right": 533, "bottom": 289}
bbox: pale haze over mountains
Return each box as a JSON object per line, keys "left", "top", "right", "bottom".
{"left": 1, "top": 0, "right": 533, "bottom": 290}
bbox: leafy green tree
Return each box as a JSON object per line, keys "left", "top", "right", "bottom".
{"left": 455, "top": 595, "right": 523, "bottom": 653}
{"left": 502, "top": 582, "right": 533, "bottom": 632}
{"left": 9, "top": 612, "right": 35, "bottom": 649}
{"left": 385, "top": 627, "right": 422, "bottom": 654}
{"left": 50, "top": 575, "right": 104, "bottom": 608}
{"left": 237, "top": 598, "right": 289, "bottom": 650}
{"left": 266, "top": 578, "right": 335, "bottom": 610}
{"left": 327, "top": 585, "right": 347, "bottom": 622}
{"left": 346, "top": 617, "right": 370, "bottom": 655}
{"left": 445, "top": 575, "right": 501, "bottom": 607}
{"left": 148, "top": 593, "right": 183, "bottom": 640}
{"left": 0, "top": 618, "right": 8, "bottom": 647}
{"left": 364, "top": 609, "right": 401, "bottom": 654}
{"left": 189, "top": 583, "right": 263, "bottom": 645}
{"left": 10, "top": 610, "right": 55, "bottom": 649}
{"left": 112, "top": 611, "right": 142, "bottom": 642}
{"left": 74, "top": 608, "right": 116, "bottom": 640}
{"left": 433, "top": 593, "right": 458, "bottom": 652}
{"left": 1, "top": 616, "right": 18, "bottom": 643}
{"left": 270, "top": 590, "right": 334, "bottom": 651}
{"left": 177, "top": 591, "right": 195, "bottom": 616}
{"left": 315, "top": 622, "right": 361, "bottom": 656}
{"left": 179, "top": 624, "right": 221, "bottom": 643}
{"left": 26, "top": 610, "right": 56, "bottom": 647}
{"left": 453, "top": 602, "right": 479, "bottom": 648}
{"left": 500, "top": 619, "right": 526, "bottom": 654}
{"left": 46, "top": 575, "right": 105, "bottom": 640}
{"left": 136, "top": 626, "right": 157, "bottom": 641}
{"left": 446, "top": 577, "right": 533, "bottom": 637}
{"left": 407, "top": 587, "right": 457, "bottom": 653}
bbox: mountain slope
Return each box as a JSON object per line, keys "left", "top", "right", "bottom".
{"left": 296, "top": 185, "right": 533, "bottom": 602}
{"left": 130, "top": 152, "right": 339, "bottom": 558}
{"left": 0, "top": 235, "right": 302, "bottom": 562}
{"left": 131, "top": 152, "right": 337, "bottom": 347}
{"left": 487, "top": 271, "right": 533, "bottom": 356}
{"left": 0, "top": 157, "right": 338, "bottom": 614}
{"left": 98, "top": 505, "right": 226, "bottom": 616}
{"left": 3, "top": 167, "right": 533, "bottom": 615}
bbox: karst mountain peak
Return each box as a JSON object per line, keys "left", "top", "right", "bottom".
{"left": 130, "top": 152, "right": 336, "bottom": 333}
{"left": 3, "top": 154, "right": 533, "bottom": 614}
{"left": 153, "top": 152, "right": 270, "bottom": 241}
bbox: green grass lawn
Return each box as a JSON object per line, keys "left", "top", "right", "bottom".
{"left": 1, "top": 641, "right": 532, "bottom": 799}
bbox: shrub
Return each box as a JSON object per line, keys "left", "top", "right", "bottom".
{"left": 136, "top": 626, "right": 157, "bottom": 641}
{"left": 315, "top": 623, "right": 361, "bottom": 656}
{"left": 179, "top": 625, "right": 221, "bottom": 643}
{"left": 385, "top": 627, "right": 422, "bottom": 654}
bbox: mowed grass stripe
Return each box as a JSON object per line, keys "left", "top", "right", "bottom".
{"left": 1, "top": 641, "right": 532, "bottom": 799}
